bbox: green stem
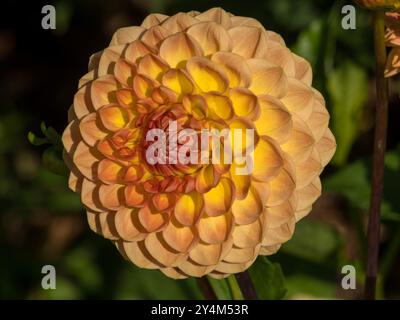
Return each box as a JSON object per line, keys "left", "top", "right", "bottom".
{"left": 365, "top": 10, "right": 389, "bottom": 300}
{"left": 226, "top": 275, "right": 243, "bottom": 300}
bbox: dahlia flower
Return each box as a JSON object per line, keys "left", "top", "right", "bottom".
{"left": 62, "top": 8, "right": 336, "bottom": 279}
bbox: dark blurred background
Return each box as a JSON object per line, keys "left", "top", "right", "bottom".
{"left": 1, "top": 0, "right": 399, "bottom": 299}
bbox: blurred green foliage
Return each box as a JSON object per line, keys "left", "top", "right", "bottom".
{"left": 1, "top": 0, "right": 400, "bottom": 300}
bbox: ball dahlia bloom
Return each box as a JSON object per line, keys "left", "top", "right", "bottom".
{"left": 62, "top": 8, "right": 336, "bottom": 279}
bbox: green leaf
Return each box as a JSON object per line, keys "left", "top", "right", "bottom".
{"left": 327, "top": 60, "right": 368, "bottom": 166}
{"left": 284, "top": 274, "right": 336, "bottom": 299}
{"left": 247, "top": 256, "right": 286, "bottom": 300}
{"left": 292, "top": 19, "right": 324, "bottom": 69}
{"left": 207, "top": 277, "right": 232, "bottom": 300}
{"left": 40, "top": 121, "right": 47, "bottom": 135}
{"left": 27, "top": 131, "right": 49, "bottom": 146}
{"left": 44, "top": 126, "right": 62, "bottom": 147}
{"left": 281, "top": 220, "right": 340, "bottom": 263}
{"left": 324, "top": 149, "right": 400, "bottom": 222}
{"left": 42, "top": 146, "right": 68, "bottom": 176}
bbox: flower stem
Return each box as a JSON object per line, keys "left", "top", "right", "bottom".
{"left": 235, "top": 271, "right": 258, "bottom": 300}
{"left": 226, "top": 275, "right": 244, "bottom": 300}
{"left": 196, "top": 277, "right": 218, "bottom": 300}
{"left": 365, "top": 10, "right": 389, "bottom": 300}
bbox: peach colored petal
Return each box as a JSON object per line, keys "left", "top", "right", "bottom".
{"left": 140, "top": 25, "right": 172, "bottom": 47}
{"left": 110, "top": 26, "right": 146, "bottom": 46}
{"left": 122, "top": 241, "right": 161, "bottom": 269}
{"left": 281, "top": 115, "right": 315, "bottom": 164}
{"left": 79, "top": 113, "right": 107, "bottom": 147}
{"left": 137, "top": 54, "right": 169, "bottom": 81}
{"left": 265, "top": 196, "right": 297, "bottom": 229}
{"left": 114, "top": 58, "right": 136, "bottom": 87}
{"left": 198, "top": 213, "right": 233, "bottom": 244}
{"left": 81, "top": 179, "right": 103, "bottom": 212}
{"left": 159, "top": 33, "right": 203, "bottom": 68}
{"left": 141, "top": 13, "right": 169, "bottom": 28}
{"left": 186, "top": 21, "right": 232, "bottom": 56}
{"left": 295, "top": 177, "right": 321, "bottom": 213}
{"left": 262, "top": 217, "right": 295, "bottom": 247}
{"left": 97, "top": 158, "right": 123, "bottom": 184}
{"left": 161, "top": 267, "right": 188, "bottom": 279}
{"left": 90, "top": 75, "right": 118, "bottom": 110}
{"left": 62, "top": 120, "right": 80, "bottom": 154}
{"left": 177, "top": 260, "right": 215, "bottom": 277}
{"left": 255, "top": 95, "right": 293, "bottom": 143}
{"left": 189, "top": 237, "right": 233, "bottom": 266}
{"left": 98, "top": 45, "right": 126, "bottom": 78}
{"left": 231, "top": 185, "right": 263, "bottom": 225}
{"left": 161, "top": 13, "right": 199, "bottom": 34}
{"left": 229, "top": 16, "right": 264, "bottom": 29}
{"left": 116, "top": 89, "right": 137, "bottom": 108}
{"left": 87, "top": 210, "right": 119, "bottom": 240}
{"left": 223, "top": 246, "right": 260, "bottom": 264}
{"left": 133, "top": 74, "right": 157, "bottom": 99}
{"left": 73, "top": 85, "right": 93, "bottom": 119}
{"left": 114, "top": 207, "right": 145, "bottom": 241}
{"left": 232, "top": 217, "right": 264, "bottom": 248}
{"left": 213, "top": 259, "right": 256, "bottom": 274}
{"left": 247, "top": 59, "right": 288, "bottom": 98}
{"left": 307, "top": 95, "right": 330, "bottom": 141}
{"left": 162, "top": 219, "right": 197, "bottom": 252}
{"left": 196, "top": 7, "right": 232, "bottom": 28}
{"left": 292, "top": 53, "right": 313, "bottom": 85}
{"left": 280, "top": 78, "right": 315, "bottom": 121}
{"left": 228, "top": 26, "right": 269, "bottom": 59}
{"left": 266, "top": 158, "right": 296, "bottom": 206}
{"left": 124, "top": 40, "right": 157, "bottom": 63}
{"left": 252, "top": 137, "right": 284, "bottom": 182}
{"left": 138, "top": 205, "right": 167, "bottom": 232}
{"left": 315, "top": 129, "right": 336, "bottom": 167}
{"left": 124, "top": 184, "right": 146, "bottom": 207}
{"left": 144, "top": 232, "right": 187, "bottom": 267}
{"left": 264, "top": 41, "right": 296, "bottom": 77}
{"left": 98, "top": 183, "right": 123, "bottom": 210}
{"left": 73, "top": 141, "right": 99, "bottom": 180}
{"left": 98, "top": 104, "right": 130, "bottom": 131}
